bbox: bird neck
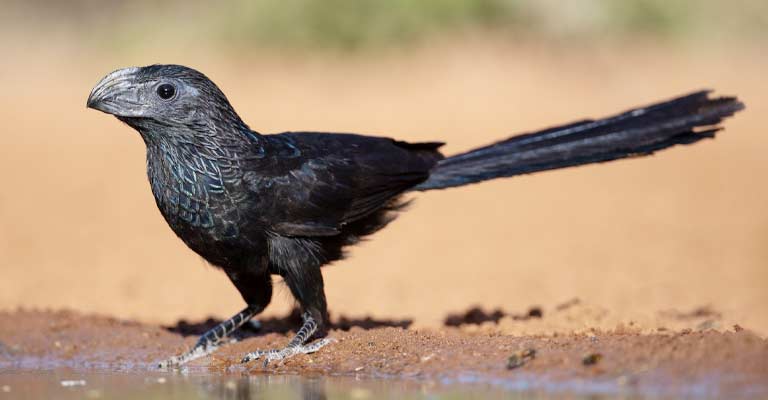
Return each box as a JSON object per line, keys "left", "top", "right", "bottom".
{"left": 120, "top": 115, "right": 261, "bottom": 153}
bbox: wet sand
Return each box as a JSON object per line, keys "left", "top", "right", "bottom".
{"left": 1, "top": 309, "right": 766, "bottom": 398}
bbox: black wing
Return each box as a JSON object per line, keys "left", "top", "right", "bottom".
{"left": 243, "top": 132, "right": 443, "bottom": 237}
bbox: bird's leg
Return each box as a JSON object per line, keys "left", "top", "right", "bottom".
{"left": 159, "top": 265, "right": 272, "bottom": 368}
{"left": 242, "top": 245, "right": 333, "bottom": 367}
{"left": 159, "top": 306, "right": 256, "bottom": 368}
{"left": 240, "top": 311, "right": 334, "bottom": 367}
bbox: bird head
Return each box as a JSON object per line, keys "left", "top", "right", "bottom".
{"left": 87, "top": 64, "right": 248, "bottom": 138}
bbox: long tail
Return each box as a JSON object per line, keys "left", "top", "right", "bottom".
{"left": 415, "top": 90, "right": 744, "bottom": 191}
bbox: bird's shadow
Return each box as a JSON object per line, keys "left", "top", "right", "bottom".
{"left": 165, "top": 308, "right": 412, "bottom": 338}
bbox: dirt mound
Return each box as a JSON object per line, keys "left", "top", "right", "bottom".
{"left": 447, "top": 300, "right": 744, "bottom": 338}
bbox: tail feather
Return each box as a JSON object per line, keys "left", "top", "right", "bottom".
{"left": 415, "top": 91, "right": 744, "bottom": 191}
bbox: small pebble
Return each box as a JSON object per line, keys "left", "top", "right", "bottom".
{"left": 156, "top": 377, "right": 166, "bottom": 384}
{"left": 1, "top": 385, "right": 10, "bottom": 393}
{"left": 507, "top": 348, "right": 536, "bottom": 370}
{"left": 582, "top": 353, "right": 603, "bottom": 366}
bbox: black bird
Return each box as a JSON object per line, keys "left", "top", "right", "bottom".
{"left": 87, "top": 64, "right": 743, "bottom": 367}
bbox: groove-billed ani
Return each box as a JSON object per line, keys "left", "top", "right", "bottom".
{"left": 87, "top": 65, "right": 743, "bottom": 367}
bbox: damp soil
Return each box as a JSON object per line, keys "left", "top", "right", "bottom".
{"left": 1, "top": 310, "right": 766, "bottom": 399}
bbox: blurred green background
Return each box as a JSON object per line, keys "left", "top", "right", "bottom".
{"left": 4, "top": 0, "right": 767, "bottom": 51}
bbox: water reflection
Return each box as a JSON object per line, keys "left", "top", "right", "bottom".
{"left": 200, "top": 375, "right": 329, "bottom": 400}
{"left": 0, "top": 369, "right": 602, "bottom": 399}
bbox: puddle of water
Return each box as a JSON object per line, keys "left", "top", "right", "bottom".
{"left": 0, "top": 369, "right": 617, "bottom": 400}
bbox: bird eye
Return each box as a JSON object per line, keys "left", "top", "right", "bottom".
{"left": 156, "top": 83, "right": 176, "bottom": 100}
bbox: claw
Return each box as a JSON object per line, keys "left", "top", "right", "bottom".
{"left": 158, "top": 306, "right": 256, "bottom": 369}
{"left": 158, "top": 343, "right": 219, "bottom": 369}
{"left": 158, "top": 356, "right": 180, "bottom": 369}
{"left": 241, "top": 338, "right": 334, "bottom": 367}
{"left": 240, "top": 351, "right": 265, "bottom": 364}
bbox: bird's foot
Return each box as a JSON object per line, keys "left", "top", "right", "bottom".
{"left": 158, "top": 343, "right": 220, "bottom": 369}
{"left": 157, "top": 306, "right": 256, "bottom": 369}
{"left": 241, "top": 338, "right": 334, "bottom": 367}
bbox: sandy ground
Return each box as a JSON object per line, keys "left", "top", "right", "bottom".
{"left": 1, "top": 310, "right": 766, "bottom": 398}
{"left": 0, "top": 37, "right": 766, "bottom": 397}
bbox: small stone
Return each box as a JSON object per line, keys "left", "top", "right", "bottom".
{"left": 224, "top": 380, "right": 237, "bottom": 390}
{"left": 354, "top": 366, "right": 364, "bottom": 371}
{"left": 582, "top": 353, "right": 603, "bottom": 366}
{"left": 507, "top": 348, "right": 536, "bottom": 370}
{"left": 156, "top": 377, "right": 166, "bottom": 384}
{"left": 1, "top": 385, "right": 10, "bottom": 393}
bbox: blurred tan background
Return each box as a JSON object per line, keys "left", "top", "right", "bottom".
{"left": 0, "top": 1, "right": 766, "bottom": 334}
